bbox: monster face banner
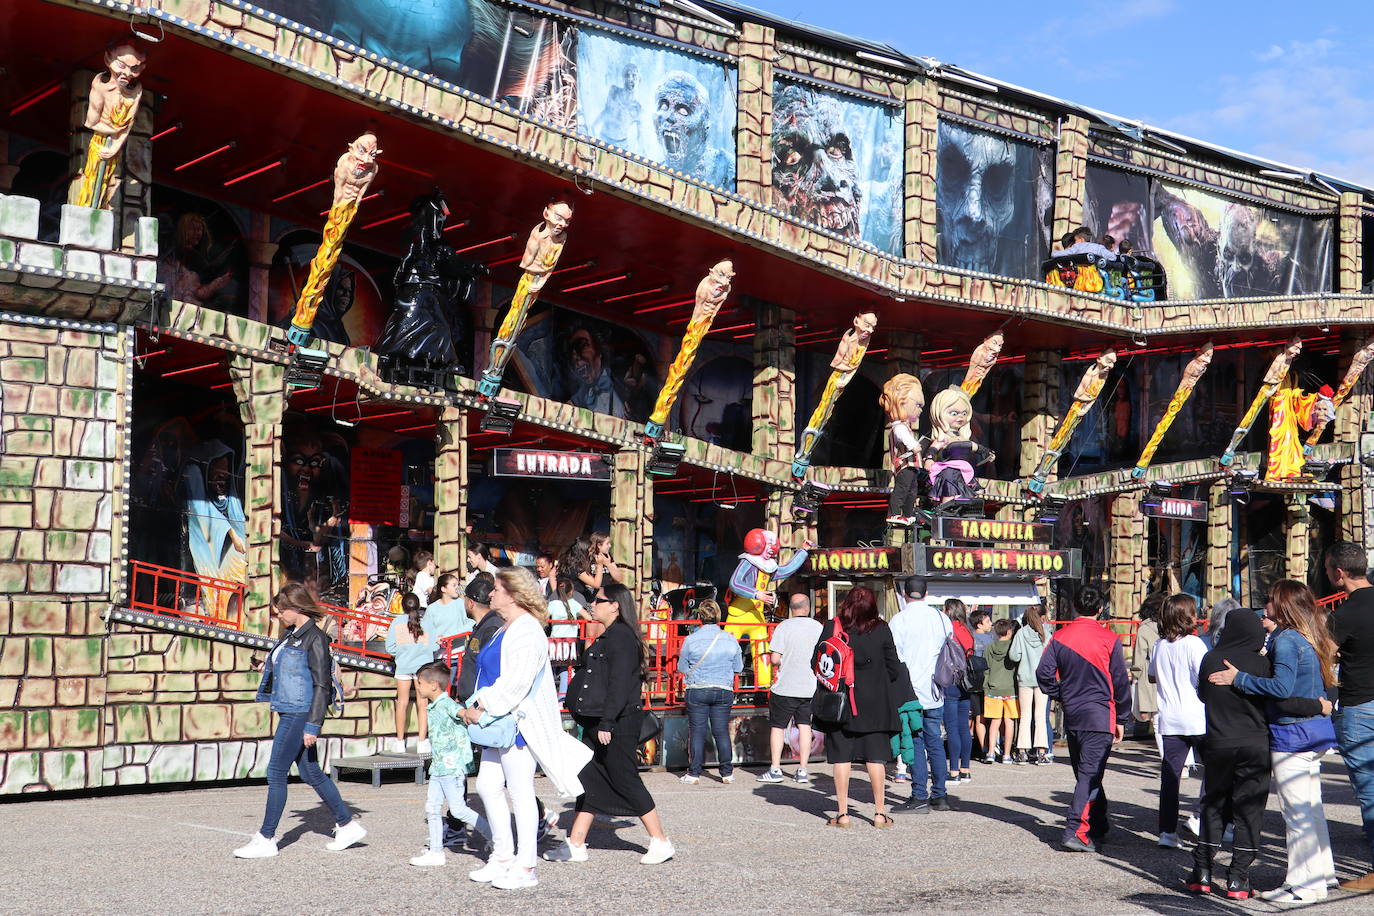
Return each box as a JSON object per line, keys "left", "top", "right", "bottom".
{"left": 771, "top": 80, "right": 903, "bottom": 254}
{"left": 936, "top": 121, "right": 1053, "bottom": 276}
{"left": 258, "top": 0, "right": 578, "bottom": 125}
{"left": 576, "top": 30, "right": 737, "bottom": 189}
{"left": 1086, "top": 165, "right": 1333, "bottom": 299}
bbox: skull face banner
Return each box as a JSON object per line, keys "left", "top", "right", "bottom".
{"left": 770, "top": 80, "right": 903, "bottom": 254}
{"left": 1085, "top": 165, "right": 1333, "bottom": 299}
{"left": 576, "top": 28, "right": 737, "bottom": 189}
{"left": 935, "top": 120, "right": 1053, "bottom": 276}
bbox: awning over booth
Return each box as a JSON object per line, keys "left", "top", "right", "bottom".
{"left": 926, "top": 580, "right": 1042, "bottom": 606}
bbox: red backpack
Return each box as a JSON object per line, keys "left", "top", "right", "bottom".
{"left": 813, "top": 616, "right": 857, "bottom": 719}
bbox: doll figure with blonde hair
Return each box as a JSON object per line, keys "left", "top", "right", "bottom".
{"left": 924, "top": 386, "right": 993, "bottom": 505}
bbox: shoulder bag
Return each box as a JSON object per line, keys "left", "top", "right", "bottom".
{"left": 466, "top": 660, "right": 546, "bottom": 749}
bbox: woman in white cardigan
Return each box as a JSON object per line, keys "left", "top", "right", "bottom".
{"left": 461, "top": 567, "right": 592, "bottom": 891}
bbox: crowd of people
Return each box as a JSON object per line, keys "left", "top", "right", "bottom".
{"left": 229, "top": 534, "right": 1374, "bottom": 900}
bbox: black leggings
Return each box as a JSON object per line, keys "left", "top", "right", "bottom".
{"left": 1196, "top": 743, "right": 1271, "bottom": 864}
{"left": 1159, "top": 734, "right": 1205, "bottom": 833}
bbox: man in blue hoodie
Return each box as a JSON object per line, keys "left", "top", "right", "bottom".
{"left": 1036, "top": 586, "right": 1131, "bottom": 852}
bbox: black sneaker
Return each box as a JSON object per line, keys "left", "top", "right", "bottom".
{"left": 1012, "top": 751, "right": 1028, "bottom": 766}
{"left": 976, "top": 754, "right": 993, "bottom": 765}
{"left": 1061, "top": 836, "right": 1098, "bottom": 853}
{"left": 930, "top": 796, "right": 952, "bottom": 812}
{"left": 993, "top": 753, "right": 1005, "bottom": 764}
{"left": 893, "top": 797, "right": 930, "bottom": 813}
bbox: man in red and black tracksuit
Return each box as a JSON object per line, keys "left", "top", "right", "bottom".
{"left": 1036, "top": 587, "right": 1132, "bottom": 852}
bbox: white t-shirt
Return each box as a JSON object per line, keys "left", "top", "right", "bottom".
{"left": 768, "top": 616, "right": 824, "bottom": 698}
{"left": 889, "top": 600, "right": 952, "bottom": 709}
{"left": 1148, "top": 634, "right": 1208, "bottom": 736}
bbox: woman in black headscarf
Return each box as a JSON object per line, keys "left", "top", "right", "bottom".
{"left": 1189, "top": 609, "right": 1328, "bottom": 899}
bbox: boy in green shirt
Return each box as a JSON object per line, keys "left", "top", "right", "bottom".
{"left": 982, "top": 620, "right": 1020, "bottom": 763}
{"left": 410, "top": 662, "right": 490, "bottom": 866}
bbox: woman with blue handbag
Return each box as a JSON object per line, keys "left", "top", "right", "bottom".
{"left": 460, "top": 568, "right": 591, "bottom": 891}
{"left": 1209, "top": 580, "right": 1340, "bottom": 903}
{"left": 234, "top": 583, "right": 364, "bottom": 859}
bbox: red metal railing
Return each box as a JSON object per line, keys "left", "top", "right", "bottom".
{"left": 129, "top": 560, "right": 246, "bottom": 630}
{"left": 1319, "top": 591, "right": 1346, "bottom": 609}
{"left": 320, "top": 601, "right": 400, "bottom": 661}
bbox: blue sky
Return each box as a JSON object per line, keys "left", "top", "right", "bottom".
{"left": 765, "top": 0, "right": 1374, "bottom": 186}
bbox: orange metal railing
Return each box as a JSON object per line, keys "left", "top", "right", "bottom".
{"left": 129, "top": 560, "right": 246, "bottom": 630}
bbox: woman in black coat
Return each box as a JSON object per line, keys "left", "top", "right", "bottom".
{"left": 560, "top": 583, "right": 675, "bottom": 865}
{"left": 813, "top": 586, "right": 908, "bottom": 828}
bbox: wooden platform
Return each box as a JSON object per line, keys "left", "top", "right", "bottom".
{"left": 330, "top": 752, "right": 430, "bottom": 787}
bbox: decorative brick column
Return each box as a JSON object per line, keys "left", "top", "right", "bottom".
{"left": 230, "top": 357, "right": 285, "bottom": 633}
{"left": 610, "top": 446, "right": 652, "bottom": 606}
{"left": 735, "top": 22, "right": 775, "bottom": 202}
{"left": 1109, "top": 492, "right": 1147, "bottom": 616}
{"left": 1338, "top": 192, "right": 1364, "bottom": 293}
{"left": 1051, "top": 115, "right": 1090, "bottom": 243}
{"left": 67, "top": 69, "right": 154, "bottom": 252}
{"left": 1284, "top": 496, "right": 1310, "bottom": 583}
{"left": 751, "top": 300, "right": 796, "bottom": 460}
{"left": 433, "top": 404, "right": 467, "bottom": 575}
{"left": 903, "top": 75, "right": 940, "bottom": 262}
{"left": 244, "top": 213, "right": 277, "bottom": 325}
{"left": 883, "top": 329, "right": 922, "bottom": 379}
{"left": 1337, "top": 333, "right": 1373, "bottom": 547}
{"left": 1019, "top": 350, "right": 1062, "bottom": 479}
{"left": 1205, "top": 480, "right": 1233, "bottom": 605}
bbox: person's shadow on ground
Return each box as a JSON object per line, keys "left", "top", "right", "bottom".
{"left": 276, "top": 803, "right": 371, "bottom": 850}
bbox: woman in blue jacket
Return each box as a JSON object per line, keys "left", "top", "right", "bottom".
{"left": 1209, "top": 580, "right": 1339, "bottom": 903}
{"left": 234, "top": 583, "right": 365, "bottom": 858}
{"left": 675, "top": 599, "right": 744, "bottom": 784}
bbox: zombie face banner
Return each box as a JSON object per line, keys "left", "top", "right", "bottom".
{"left": 257, "top": 0, "right": 578, "bottom": 125}
{"left": 1085, "top": 165, "right": 1333, "bottom": 299}
{"left": 935, "top": 120, "right": 1053, "bottom": 276}
{"left": 576, "top": 29, "right": 737, "bottom": 188}
{"left": 770, "top": 80, "right": 903, "bottom": 254}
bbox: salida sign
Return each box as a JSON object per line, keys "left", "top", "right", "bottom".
{"left": 1140, "top": 497, "right": 1207, "bottom": 522}
{"left": 490, "top": 448, "right": 611, "bottom": 482}
{"left": 912, "top": 545, "right": 1082, "bottom": 579}
{"left": 806, "top": 546, "right": 906, "bottom": 577}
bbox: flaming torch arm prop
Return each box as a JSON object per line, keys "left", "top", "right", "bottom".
{"left": 1219, "top": 335, "right": 1302, "bottom": 468}
{"left": 1027, "top": 349, "right": 1117, "bottom": 495}
{"left": 1131, "top": 343, "right": 1214, "bottom": 479}
{"left": 644, "top": 261, "right": 735, "bottom": 443}
{"left": 960, "top": 330, "right": 1004, "bottom": 397}
{"left": 792, "top": 312, "right": 877, "bottom": 480}
{"left": 1304, "top": 338, "right": 1374, "bottom": 456}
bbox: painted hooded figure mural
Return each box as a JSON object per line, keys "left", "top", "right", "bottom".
{"left": 180, "top": 440, "right": 246, "bottom": 620}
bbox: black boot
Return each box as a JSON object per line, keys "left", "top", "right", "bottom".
{"left": 1227, "top": 851, "right": 1254, "bottom": 900}
{"left": 1187, "top": 847, "right": 1214, "bottom": 894}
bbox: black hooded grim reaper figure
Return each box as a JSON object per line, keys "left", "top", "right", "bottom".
{"left": 374, "top": 190, "right": 482, "bottom": 379}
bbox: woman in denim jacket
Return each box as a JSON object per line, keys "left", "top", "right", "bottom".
{"left": 1209, "top": 580, "right": 1339, "bottom": 902}
{"left": 675, "top": 600, "right": 744, "bottom": 784}
{"left": 234, "top": 583, "right": 365, "bottom": 859}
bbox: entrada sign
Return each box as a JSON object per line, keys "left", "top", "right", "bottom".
{"left": 806, "top": 546, "right": 907, "bottom": 577}
{"left": 490, "top": 448, "right": 612, "bottom": 482}
{"left": 933, "top": 517, "right": 1053, "bottom": 544}
{"left": 912, "top": 545, "right": 1082, "bottom": 579}
{"left": 1141, "top": 497, "right": 1207, "bottom": 522}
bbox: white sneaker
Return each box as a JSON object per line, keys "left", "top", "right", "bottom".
{"left": 384, "top": 738, "right": 406, "bottom": 754}
{"left": 416, "top": 739, "right": 432, "bottom": 755}
{"left": 794, "top": 769, "right": 811, "bottom": 785}
{"left": 1157, "top": 832, "right": 1180, "bottom": 849}
{"left": 233, "top": 833, "right": 278, "bottom": 859}
{"left": 721, "top": 774, "right": 735, "bottom": 784}
{"left": 640, "top": 837, "right": 675, "bottom": 865}
{"left": 469, "top": 858, "right": 513, "bottom": 883}
{"left": 492, "top": 867, "right": 539, "bottom": 890}
{"left": 542, "top": 841, "right": 589, "bottom": 863}
{"left": 1260, "top": 885, "right": 1326, "bottom": 903}
{"left": 326, "top": 820, "right": 367, "bottom": 851}
{"left": 1184, "top": 815, "right": 1201, "bottom": 838}
{"left": 409, "top": 848, "right": 446, "bottom": 867}
{"left": 679, "top": 774, "right": 699, "bottom": 784}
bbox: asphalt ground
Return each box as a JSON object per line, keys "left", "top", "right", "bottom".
{"left": 3, "top": 741, "right": 1372, "bottom": 915}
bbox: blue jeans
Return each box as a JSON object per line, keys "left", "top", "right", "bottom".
{"left": 942, "top": 688, "right": 973, "bottom": 771}
{"left": 685, "top": 687, "right": 734, "bottom": 777}
{"left": 427, "top": 774, "right": 490, "bottom": 852}
{"left": 261, "top": 712, "right": 352, "bottom": 838}
{"left": 910, "top": 703, "right": 948, "bottom": 801}
{"left": 1337, "top": 699, "right": 1374, "bottom": 865}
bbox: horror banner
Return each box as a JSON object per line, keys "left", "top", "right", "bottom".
{"left": 771, "top": 79, "right": 903, "bottom": 254}
{"left": 257, "top": 0, "right": 578, "bottom": 124}
{"left": 936, "top": 120, "right": 1053, "bottom": 276}
{"left": 1085, "top": 165, "right": 1333, "bottom": 298}
{"left": 575, "top": 28, "right": 737, "bottom": 189}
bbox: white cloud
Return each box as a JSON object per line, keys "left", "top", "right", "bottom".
{"left": 1162, "top": 38, "right": 1374, "bottom": 187}
{"left": 1256, "top": 44, "right": 1284, "bottom": 62}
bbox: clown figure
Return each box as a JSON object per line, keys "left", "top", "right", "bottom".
{"left": 725, "top": 529, "right": 813, "bottom": 690}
